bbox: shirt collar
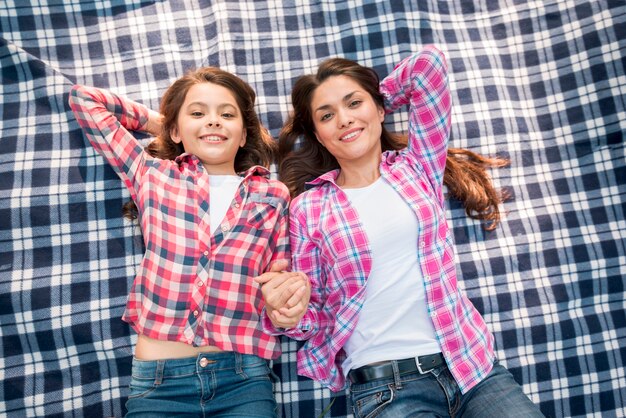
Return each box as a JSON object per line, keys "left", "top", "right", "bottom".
{"left": 174, "top": 152, "right": 198, "bottom": 167}
{"left": 305, "top": 169, "right": 340, "bottom": 189}
{"left": 174, "top": 153, "right": 270, "bottom": 178}
{"left": 240, "top": 165, "right": 271, "bottom": 179}
{"left": 304, "top": 150, "right": 398, "bottom": 189}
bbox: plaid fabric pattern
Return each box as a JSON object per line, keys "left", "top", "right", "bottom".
{"left": 68, "top": 84, "right": 290, "bottom": 358}
{"left": 1, "top": 1, "right": 624, "bottom": 417}
{"left": 275, "top": 47, "right": 495, "bottom": 393}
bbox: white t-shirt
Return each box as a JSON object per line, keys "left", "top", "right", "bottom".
{"left": 341, "top": 177, "right": 440, "bottom": 375}
{"left": 208, "top": 175, "right": 242, "bottom": 234}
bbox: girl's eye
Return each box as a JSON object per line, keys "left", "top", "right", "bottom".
{"left": 349, "top": 100, "right": 362, "bottom": 107}
{"left": 320, "top": 113, "right": 332, "bottom": 121}
{"left": 222, "top": 113, "right": 234, "bottom": 118}
{"left": 191, "top": 111, "right": 203, "bottom": 117}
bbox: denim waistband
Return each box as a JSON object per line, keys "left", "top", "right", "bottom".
{"left": 131, "top": 352, "right": 267, "bottom": 380}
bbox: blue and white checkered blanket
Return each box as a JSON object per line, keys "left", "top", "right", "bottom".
{"left": 1, "top": 1, "right": 624, "bottom": 417}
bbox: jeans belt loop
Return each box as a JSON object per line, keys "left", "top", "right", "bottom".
{"left": 391, "top": 359, "right": 403, "bottom": 389}
{"left": 154, "top": 360, "right": 165, "bottom": 385}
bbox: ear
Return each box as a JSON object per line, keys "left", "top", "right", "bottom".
{"left": 239, "top": 129, "right": 247, "bottom": 148}
{"left": 378, "top": 106, "right": 385, "bottom": 123}
{"left": 170, "top": 126, "right": 182, "bottom": 144}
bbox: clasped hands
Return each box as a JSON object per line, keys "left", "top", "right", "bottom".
{"left": 254, "top": 260, "right": 310, "bottom": 329}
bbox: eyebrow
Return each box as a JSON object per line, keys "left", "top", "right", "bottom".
{"left": 186, "top": 101, "right": 238, "bottom": 110}
{"left": 314, "top": 91, "right": 359, "bottom": 112}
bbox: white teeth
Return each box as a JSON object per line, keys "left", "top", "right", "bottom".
{"left": 201, "top": 135, "right": 224, "bottom": 142}
{"left": 341, "top": 130, "right": 360, "bottom": 141}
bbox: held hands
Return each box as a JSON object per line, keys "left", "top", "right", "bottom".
{"left": 254, "top": 259, "right": 311, "bottom": 329}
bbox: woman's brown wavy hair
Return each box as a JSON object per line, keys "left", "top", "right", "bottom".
{"left": 278, "top": 57, "right": 508, "bottom": 230}
{"left": 123, "top": 67, "right": 276, "bottom": 220}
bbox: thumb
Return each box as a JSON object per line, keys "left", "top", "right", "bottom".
{"left": 268, "top": 259, "right": 289, "bottom": 272}
{"left": 254, "top": 259, "right": 289, "bottom": 284}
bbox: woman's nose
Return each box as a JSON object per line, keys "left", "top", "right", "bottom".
{"left": 337, "top": 111, "right": 353, "bottom": 128}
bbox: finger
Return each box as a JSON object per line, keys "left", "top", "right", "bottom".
{"left": 278, "top": 298, "right": 308, "bottom": 318}
{"left": 272, "top": 277, "right": 307, "bottom": 305}
{"left": 271, "top": 310, "right": 289, "bottom": 325}
{"left": 277, "top": 306, "right": 304, "bottom": 321}
{"left": 284, "top": 285, "right": 307, "bottom": 309}
{"left": 271, "top": 312, "right": 298, "bottom": 329}
{"left": 254, "top": 270, "right": 295, "bottom": 285}
{"left": 284, "top": 276, "right": 307, "bottom": 294}
{"left": 268, "top": 259, "right": 289, "bottom": 272}
{"left": 254, "top": 272, "right": 278, "bottom": 284}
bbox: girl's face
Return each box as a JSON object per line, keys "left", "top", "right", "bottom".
{"left": 310, "top": 75, "right": 385, "bottom": 169}
{"left": 171, "top": 82, "right": 246, "bottom": 175}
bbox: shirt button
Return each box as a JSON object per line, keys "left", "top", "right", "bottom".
{"left": 197, "top": 281, "right": 203, "bottom": 287}
{"left": 203, "top": 250, "right": 209, "bottom": 256}
{"left": 234, "top": 203, "right": 240, "bottom": 208}
{"left": 193, "top": 310, "right": 199, "bottom": 317}
{"left": 199, "top": 358, "right": 209, "bottom": 367}
{"left": 420, "top": 241, "right": 426, "bottom": 247}
{"left": 221, "top": 225, "right": 229, "bottom": 232}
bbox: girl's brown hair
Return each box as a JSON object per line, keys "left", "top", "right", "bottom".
{"left": 124, "top": 67, "right": 276, "bottom": 220}
{"left": 279, "top": 57, "right": 508, "bottom": 230}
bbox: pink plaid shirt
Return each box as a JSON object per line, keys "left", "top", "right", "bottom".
{"left": 270, "top": 46, "right": 495, "bottom": 391}
{"left": 69, "top": 85, "right": 289, "bottom": 360}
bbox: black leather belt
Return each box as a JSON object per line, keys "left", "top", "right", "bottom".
{"left": 348, "top": 353, "right": 445, "bottom": 385}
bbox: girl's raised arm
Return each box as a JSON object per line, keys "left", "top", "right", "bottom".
{"left": 69, "top": 85, "right": 152, "bottom": 201}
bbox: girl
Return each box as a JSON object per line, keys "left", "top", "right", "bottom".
{"left": 69, "top": 67, "right": 303, "bottom": 417}
{"left": 258, "top": 46, "right": 543, "bottom": 417}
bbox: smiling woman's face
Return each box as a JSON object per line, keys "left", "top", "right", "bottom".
{"left": 310, "top": 75, "right": 385, "bottom": 169}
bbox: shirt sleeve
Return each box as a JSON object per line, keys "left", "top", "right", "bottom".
{"left": 68, "top": 84, "right": 150, "bottom": 201}
{"left": 379, "top": 45, "right": 451, "bottom": 199}
{"left": 267, "top": 188, "right": 291, "bottom": 270}
{"left": 261, "top": 196, "right": 323, "bottom": 340}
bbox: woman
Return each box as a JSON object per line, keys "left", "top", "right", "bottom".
{"left": 69, "top": 67, "right": 304, "bottom": 417}
{"left": 257, "top": 46, "right": 543, "bottom": 417}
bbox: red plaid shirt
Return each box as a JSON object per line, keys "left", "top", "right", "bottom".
{"left": 265, "top": 46, "right": 495, "bottom": 391}
{"left": 69, "top": 85, "right": 289, "bottom": 359}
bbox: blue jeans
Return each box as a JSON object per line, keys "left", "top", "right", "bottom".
{"left": 125, "top": 352, "right": 277, "bottom": 417}
{"left": 349, "top": 360, "right": 544, "bottom": 418}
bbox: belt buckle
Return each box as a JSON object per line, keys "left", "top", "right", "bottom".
{"left": 415, "top": 357, "right": 427, "bottom": 374}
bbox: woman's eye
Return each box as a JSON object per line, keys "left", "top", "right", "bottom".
{"left": 222, "top": 113, "right": 234, "bottom": 118}
{"left": 320, "top": 113, "right": 332, "bottom": 121}
{"left": 349, "top": 100, "right": 362, "bottom": 107}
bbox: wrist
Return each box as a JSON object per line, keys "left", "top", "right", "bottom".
{"left": 146, "top": 110, "right": 162, "bottom": 136}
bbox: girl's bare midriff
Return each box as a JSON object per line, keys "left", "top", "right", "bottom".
{"left": 135, "top": 334, "right": 223, "bottom": 360}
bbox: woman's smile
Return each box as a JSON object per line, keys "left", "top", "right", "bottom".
{"left": 339, "top": 128, "right": 363, "bottom": 142}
